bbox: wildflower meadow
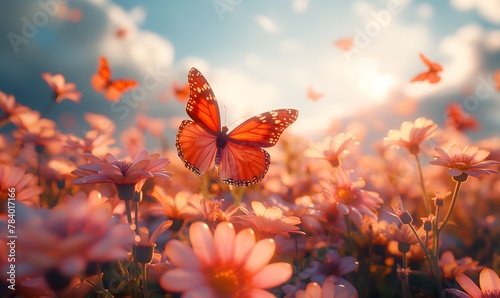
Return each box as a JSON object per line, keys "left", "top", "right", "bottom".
{"left": 1, "top": 1, "right": 500, "bottom": 297}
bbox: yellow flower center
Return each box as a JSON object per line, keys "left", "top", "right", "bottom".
{"left": 208, "top": 268, "right": 241, "bottom": 297}
{"left": 337, "top": 188, "right": 354, "bottom": 204}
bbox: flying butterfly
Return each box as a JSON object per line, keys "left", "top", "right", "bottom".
{"left": 334, "top": 37, "right": 354, "bottom": 52}
{"left": 176, "top": 68, "right": 299, "bottom": 187}
{"left": 410, "top": 53, "right": 442, "bottom": 84}
{"left": 91, "top": 56, "right": 138, "bottom": 102}
{"left": 306, "top": 86, "right": 324, "bottom": 102}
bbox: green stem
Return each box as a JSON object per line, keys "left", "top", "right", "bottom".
{"left": 413, "top": 153, "right": 431, "bottom": 214}
{"left": 433, "top": 205, "right": 441, "bottom": 260}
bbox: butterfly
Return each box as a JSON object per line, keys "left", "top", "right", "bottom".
{"left": 334, "top": 37, "right": 354, "bottom": 52}
{"left": 172, "top": 81, "right": 190, "bottom": 103}
{"left": 307, "top": 87, "right": 324, "bottom": 101}
{"left": 445, "top": 103, "right": 479, "bottom": 131}
{"left": 91, "top": 56, "right": 138, "bottom": 102}
{"left": 176, "top": 68, "right": 299, "bottom": 187}
{"left": 410, "top": 53, "right": 442, "bottom": 84}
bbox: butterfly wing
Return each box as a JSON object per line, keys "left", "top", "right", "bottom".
{"left": 105, "top": 79, "right": 138, "bottom": 102}
{"left": 427, "top": 72, "right": 441, "bottom": 84}
{"left": 219, "top": 143, "right": 270, "bottom": 186}
{"left": 410, "top": 71, "right": 429, "bottom": 83}
{"left": 186, "top": 68, "right": 221, "bottom": 134}
{"left": 228, "top": 109, "right": 299, "bottom": 147}
{"left": 91, "top": 56, "right": 110, "bottom": 92}
{"left": 176, "top": 120, "right": 218, "bottom": 176}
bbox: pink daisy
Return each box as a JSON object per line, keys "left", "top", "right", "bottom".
{"left": 160, "top": 222, "right": 293, "bottom": 297}
{"left": 383, "top": 117, "right": 437, "bottom": 154}
{"left": 0, "top": 164, "right": 42, "bottom": 204}
{"left": 430, "top": 145, "right": 499, "bottom": 179}
{"left": 72, "top": 151, "right": 172, "bottom": 200}
{"left": 42, "top": 73, "right": 81, "bottom": 103}
{"left": 238, "top": 201, "right": 304, "bottom": 238}
{"left": 305, "top": 133, "right": 358, "bottom": 167}
{"left": 321, "top": 169, "right": 383, "bottom": 226}
{"left": 447, "top": 268, "right": 500, "bottom": 298}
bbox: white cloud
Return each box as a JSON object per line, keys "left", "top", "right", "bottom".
{"left": 254, "top": 15, "right": 279, "bottom": 34}
{"left": 291, "top": 0, "right": 309, "bottom": 13}
{"left": 450, "top": 0, "right": 500, "bottom": 24}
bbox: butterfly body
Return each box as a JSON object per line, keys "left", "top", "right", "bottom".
{"left": 176, "top": 68, "right": 298, "bottom": 187}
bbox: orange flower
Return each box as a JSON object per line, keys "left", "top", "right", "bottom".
{"left": 160, "top": 222, "right": 293, "bottom": 297}
{"left": 41, "top": 73, "right": 81, "bottom": 103}
{"left": 0, "top": 91, "right": 31, "bottom": 123}
{"left": 83, "top": 113, "right": 115, "bottom": 135}
{"left": 383, "top": 117, "right": 437, "bottom": 154}
{"left": 430, "top": 145, "right": 499, "bottom": 179}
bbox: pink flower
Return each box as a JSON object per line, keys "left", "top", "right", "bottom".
{"left": 0, "top": 164, "right": 42, "bottom": 204}
{"left": 430, "top": 145, "right": 499, "bottom": 179}
{"left": 65, "top": 130, "right": 119, "bottom": 157}
{"left": 299, "top": 248, "right": 358, "bottom": 296}
{"left": 150, "top": 186, "right": 203, "bottom": 221}
{"left": 120, "top": 127, "right": 145, "bottom": 158}
{"left": 42, "top": 73, "right": 81, "bottom": 103}
{"left": 83, "top": 113, "right": 115, "bottom": 135}
{"left": 439, "top": 251, "right": 479, "bottom": 280}
{"left": 321, "top": 169, "right": 383, "bottom": 226}
{"left": 160, "top": 222, "right": 293, "bottom": 297}
{"left": 0, "top": 91, "right": 31, "bottom": 123}
{"left": 72, "top": 151, "right": 172, "bottom": 200}
{"left": 295, "top": 278, "right": 357, "bottom": 298}
{"left": 0, "top": 201, "right": 135, "bottom": 280}
{"left": 238, "top": 201, "right": 304, "bottom": 238}
{"left": 447, "top": 268, "right": 500, "bottom": 298}
{"left": 383, "top": 117, "right": 437, "bottom": 154}
{"left": 305, "top": 134, "right": 357, "bottom": 167}
{"left": 72, "top": 151, "right": 172, "bottom": 186}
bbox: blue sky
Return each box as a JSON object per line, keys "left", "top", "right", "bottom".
{"left": 0, "top": 0, "right": 499, "bottom": 148}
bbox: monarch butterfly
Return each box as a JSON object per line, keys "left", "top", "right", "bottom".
{"left": 91, "top": 56, "right": 138, "bottom": 102}
{"left": 410, "top": 53, "right": 442, "bottom": 84}
{"left": 176, "top": 68, "right": 299, "bottom": 187}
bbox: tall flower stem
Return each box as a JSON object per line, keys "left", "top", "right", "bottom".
{"left": 402, "top": 253, "right": 410, "bottom": 298}
{"left": 124, "top": 198, "right": 133, "bottom": 226}
{"left": 344, "top": 215, "right": 354, "bottom": 256}
{"left": 438, "top": 181, "right": 462, "bottom": 233}
{"left": 141, "top": 263, "right": 149, "bottom": 298}
{"left": 433, "top": 205, "right": 441, "bottom": 261}
{"left": 413, "top": 153, "right": 431, "bottom": 214}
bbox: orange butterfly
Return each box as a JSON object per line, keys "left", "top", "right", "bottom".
{"left": 91, "top": 56, "right": 138, "bottom": 102}
{"left": 411, "top": 53, "right": 442, "bottom": 84}
{"left": 172, "top": 81, "right": 190, "bottom": 103}
{"left": 445, "top": 103, "right": 479, "bottom": 131}
{"left": 334, "top": 37, "right": 354, "bottom": 52}
{"left": 307, "top": 87, "right": 324, "bottom": 101}
{"left": 176, "top": 68, "right": 299, "bottom": 187}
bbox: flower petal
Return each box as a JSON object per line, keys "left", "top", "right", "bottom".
{"left": 479, "top": 268, "right": 500, "bottom": 293}
{"left": 251, "top": 262, "right": 293, "bottom": 289}
{"left": 189, "top": 222, "right": 215, "bottom": 266}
